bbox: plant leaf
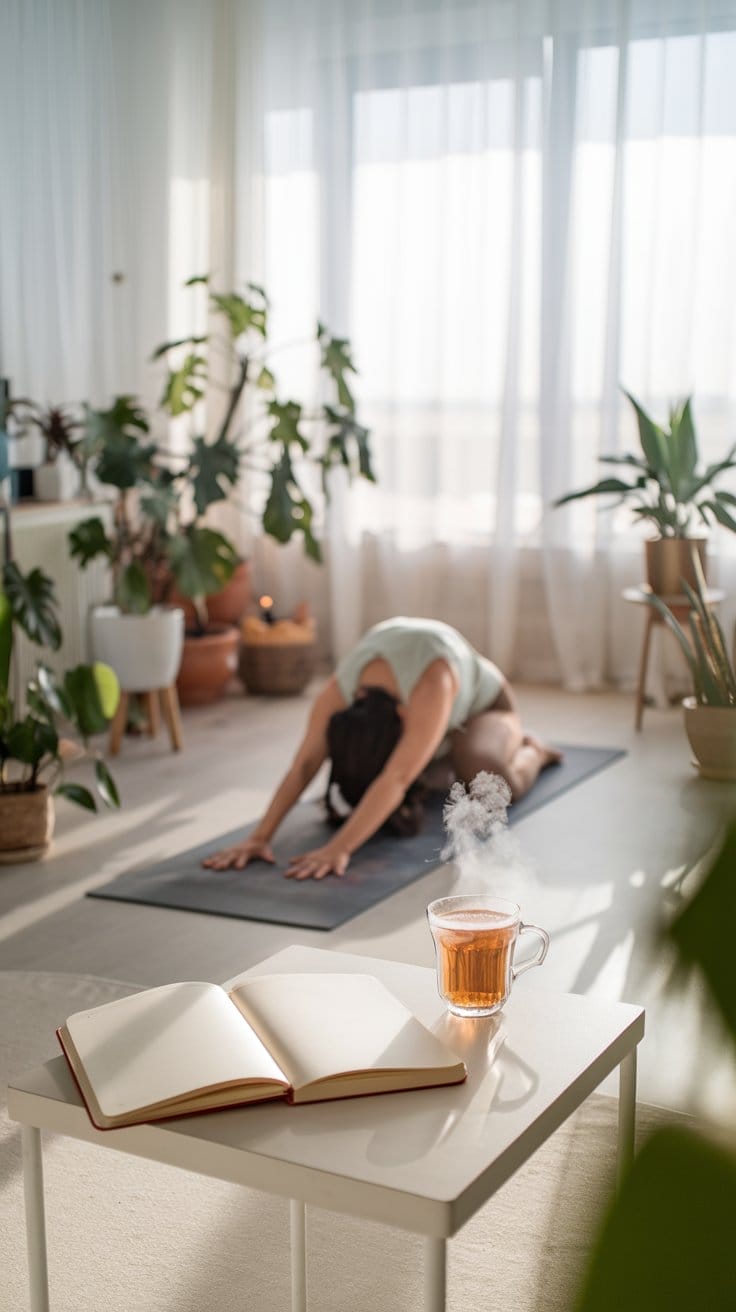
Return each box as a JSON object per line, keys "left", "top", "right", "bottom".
{"left": 262, "top": 452, "right": 322, "bottom": 561}
{"left": 267, "top": 400, "right": 308, "bottom": 451}
{"left": 68, "top": 517, "right": 114, "bottom": 567}
{"left": 149, "top": 335, "right": 207, "bottom": 362}
{"left": 210, "top": 291, "right": 267, "bottom": 340}
{"left": 36, "top": 663, "right": 73, "bottom": 719}
{"left": 188, "top": 433, "right": 241, "bottom": 515}
{"left": 574, "top": 1126, "right": 736, "bottom": 1312}
{"left": 318, "top": 330, "right": 357, "bottom": 412}
{"left": 669, "top": 819, "right": 736, "bottom": 1039}
{"left": 63, "top": 664, "right": 114, "bottom": 737}
{"left": 621, "top": 389, "right": 670, "bottom": 485}
{"left": 699, "top": 499, "right": 736, "bottom": 534}
{"left": 56, "top": 782, "right": 97, "bottom": 811}
{"left": 94, "top": 757, "right": 120, "bottom": 808}
{"left": 85, "top": 398, "right": 156, "bottom": 490}
{"left": 6, "top": 716, "right": 57, "bottom": 769}
{"left": 554, "top": 478, "right": 638, "bottom": 507}
{"left": 115, "top": 563, "right": 151, "bottom": 615}
{"left": 2, "top": 562, "right": 62, "bottom": 650}
{"left": 256, "top": 366, "right": 276, "bottom": 391}
{"left": 322, "top": 406, "right": 375, "bottom": 483}
{"left": 160, "top": 353, "right": 208, "bottom": 417}
{"left": 644, "top": 592, "right": 700, "bottom": 692}
{"left": 166, "top": 527, "right": 238, "bottom": 602}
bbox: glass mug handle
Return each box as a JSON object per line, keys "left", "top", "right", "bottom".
{"left": 512, "top": 922, "right": 550, "bottom": 980}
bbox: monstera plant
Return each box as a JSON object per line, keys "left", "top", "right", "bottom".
{"left": 0, "top": 506, "right": 120, "bottom": 862}
{"left": 151, "top": 275, "right": 374, "bottom": 563}
{"left": 70, "top": 278, "right": 374, "bottom": 704}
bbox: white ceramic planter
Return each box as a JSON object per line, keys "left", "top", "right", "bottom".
{"left": 683, "top": 697, "right": 736, "bottom": 781}
{"left": 91, "top": 606, "right": 185, "bottom": 693}
{"left": 34, "top": 453, "right": 80, "bottom": 502}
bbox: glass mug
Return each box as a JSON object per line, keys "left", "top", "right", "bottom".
{"left": 427, "top": 894, "right": 550, "bottom": 1017}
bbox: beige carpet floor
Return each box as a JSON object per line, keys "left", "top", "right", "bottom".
{"left": 1, "top": 971, "right": 689, "bottom": 1312}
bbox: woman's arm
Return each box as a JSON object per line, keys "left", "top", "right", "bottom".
{"left": 202, "top": 677, "right": 346, "bottom": 870}
{"left": 286, "top": 660, "right": 458, "bottom": 879}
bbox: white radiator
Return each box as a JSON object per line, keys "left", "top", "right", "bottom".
{"left": 7, "top": 501, "right": 113, "bottom": 702}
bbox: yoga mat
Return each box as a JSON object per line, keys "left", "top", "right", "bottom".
{"left": 89, "top": 744, "right": 625, "bottom": 931}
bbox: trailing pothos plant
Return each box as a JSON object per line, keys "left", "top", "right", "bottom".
{"left": 0, "top": 508, "right": 121, "bottom": 810}
{"left": 555, "top": 390, "right": 736, "bottom": 538}
{"left": 151, "top": 275, "right": 375, "bottom": 563}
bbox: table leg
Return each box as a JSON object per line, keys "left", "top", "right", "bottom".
{"left": 290, "top": 1199, "right": 307, "bottom": 1312}
{"left": 424, "top": 1237, "right": 447, "bottom": 1312}
{"left": 617, "top": 1047, "right": 637, "bottom": 1186}
{"left": 635, "top": 612, "right": 654, "bottom": 731}
{"left": 22, "top": 1125, "right": 50, "bottom": 1312}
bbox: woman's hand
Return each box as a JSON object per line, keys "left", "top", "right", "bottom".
{"left": 285, "top": 842, "right": 350, "bottom": 880}
{"left": 202, "top": 837, "right": 275, "bottom": 871}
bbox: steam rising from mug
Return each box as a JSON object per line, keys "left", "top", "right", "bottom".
{"left": 442, "top": 771, "right": 535, "bottom": 893}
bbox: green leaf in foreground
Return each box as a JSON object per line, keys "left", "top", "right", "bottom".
{"left": 95, "top": 757, "right": 120, "bottom": 808}
{"left": 56, "top": 782, "right": 97, "bottom": 811}
{"left": 575, "top": 1126, "right": 736, "bottom": 1312}
{"left": 669, "top": 819, "right": 736, "bottom": 1041}
{"left": 2, "top": 562, "right": 62, "bottom": 650}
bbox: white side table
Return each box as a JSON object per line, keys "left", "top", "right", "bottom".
{"left": 9, "top": 945, "right": 644, "bottom": 1312}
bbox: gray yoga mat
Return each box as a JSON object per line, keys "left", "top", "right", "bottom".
{"left": 88, "top": 744, "right": 625, "bottom": 931}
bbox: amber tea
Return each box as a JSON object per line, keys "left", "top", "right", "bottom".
{"left": 427, "top": 895, "right": 549, "bottom": 1017}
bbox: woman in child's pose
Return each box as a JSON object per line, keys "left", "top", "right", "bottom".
{"left": 203, "top": 616, "right": 560, "bottom": 880}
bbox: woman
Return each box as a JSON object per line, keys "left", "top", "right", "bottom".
{"left": 203, "top": 616, "right": 561, "bottom": 880}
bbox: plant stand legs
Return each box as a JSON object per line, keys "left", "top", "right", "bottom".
{"left": 108, "top": 686, "right": 182, "bottom": 755}
{"left": 159, "top": 685, "right": 183, "bottom": 752}
{"left": 108, "top": 692, "right": 129, "bottom": 756}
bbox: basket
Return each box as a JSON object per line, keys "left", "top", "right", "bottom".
{"left": 239, "top": 639, "right": 316, "bottom": 695}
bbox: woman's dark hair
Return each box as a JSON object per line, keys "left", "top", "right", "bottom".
{"left": 325, "top": 686, "right": 426, "bottom": 837}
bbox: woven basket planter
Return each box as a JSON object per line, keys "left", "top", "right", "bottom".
{"left": 0, "top": 785, "right": 55, "bottom": 863}
{"left": 239, "top": 640, "right": 316, "bottom": 695}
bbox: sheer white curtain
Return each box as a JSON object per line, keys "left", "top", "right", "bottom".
{"left": 0, "top": 0, "right": 219, "bottom": 412}
{"left": 234, "top": 0, "right": 736, "bottom": 684}
{"left": 4, "top": 0, "right": 736, "bottom": 685}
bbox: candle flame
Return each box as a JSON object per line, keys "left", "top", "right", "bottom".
{"left": 259, "top": 595, "right": 274, "bottom": 608}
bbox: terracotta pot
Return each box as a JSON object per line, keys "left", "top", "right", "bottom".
{"left": 205, "top": 561, "right": 252, "bottom": 626}
{"left": 0, "top": 785, "right": 55, "bottom": 863}
{"left": 683, "top": 698, "right": 736, "bottom": 780}
{"left": 645, "top": 538, "right": 707, "bottom": 597}
{"left": 176, "top": 624, "right": 241, "bottom": 706}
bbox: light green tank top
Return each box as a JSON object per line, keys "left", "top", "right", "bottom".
{"left": 335, "top": 617, "right": 504, "bottom": 732}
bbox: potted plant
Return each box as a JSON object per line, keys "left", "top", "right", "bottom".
{"left": 69, "top": 396, "right": 240, "bottom": 702}
{"left": 555, "top": 391, "right": 736, "bottom": 594}
{"left": 151, "top": 276, "right": 374, "bottom": 698}
{"left": 0, "top": 508, "right": 121, "bottom": 862}
{"left": 646, "top": 548, "right": 736, "bottom": 779}
{"left": 4, "top": 399, "right": 92, "bottom": 502}
{"left": 27, "top": 403, "right": 84, "bottom": 501}
{"left": 152, "top": 277, "right": 374, "bottom": 561}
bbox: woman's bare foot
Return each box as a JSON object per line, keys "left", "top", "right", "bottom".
{"left": 522, "top": 733, "right": 563, "bottom": 769}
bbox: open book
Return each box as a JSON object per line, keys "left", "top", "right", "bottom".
{"left": 57, "top": 972, "right": 466, "bottom": 1130}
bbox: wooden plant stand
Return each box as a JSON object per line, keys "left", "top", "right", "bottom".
{"left": 108, "top": 685, "right": 183, "bottom": 756}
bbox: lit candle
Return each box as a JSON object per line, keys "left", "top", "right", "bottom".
{"left": 259, "top": 594, "right": 275, "bottom": 625}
